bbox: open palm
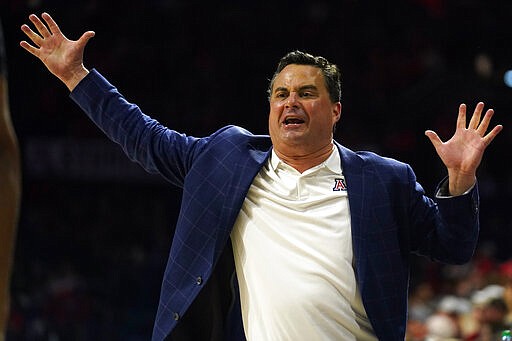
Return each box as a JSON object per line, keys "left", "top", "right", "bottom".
{"left": 425, "top": 102, "right": 502, "bottom": 194}
{"left": 20, "top": 13, "right": 94, "bottom": 90}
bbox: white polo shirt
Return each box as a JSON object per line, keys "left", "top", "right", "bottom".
{"left": 231, "top": 147, "right": 377, "bottom": 340}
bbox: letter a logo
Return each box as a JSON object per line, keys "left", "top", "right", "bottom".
{"left": 333, "top": 178, "right": 347, "bottom": 191}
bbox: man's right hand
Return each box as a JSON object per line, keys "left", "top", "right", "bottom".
{"left": 20, "top": 12, "right": 95, "bottom": 91}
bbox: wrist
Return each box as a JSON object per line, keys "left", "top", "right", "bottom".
{"left": 62, "top": 65, "right": 89, "bottom": 92}
{"left": 447, "top": 170, "right": 476, "bottom": 196}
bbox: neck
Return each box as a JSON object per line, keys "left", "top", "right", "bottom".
{"left": 274, "top": 142, "right": 334, "bottom": 173}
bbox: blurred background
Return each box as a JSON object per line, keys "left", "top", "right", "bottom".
{"left": 1, "top": 0, "right": 511, "bottom": 340}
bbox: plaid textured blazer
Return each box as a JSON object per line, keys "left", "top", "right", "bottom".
{"left": 71, "top": 69, "right": 480, "bottom": 341}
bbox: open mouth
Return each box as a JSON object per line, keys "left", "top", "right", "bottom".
{"left": 284, "top": 118, "right": 305, "bottom": 125}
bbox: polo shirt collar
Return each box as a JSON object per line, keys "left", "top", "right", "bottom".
{"left": 270, "top": 144, "right": 342, "bottom": 174}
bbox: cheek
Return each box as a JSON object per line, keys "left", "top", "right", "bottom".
{"left": 268, "top": 107, "right": 278, "bottom": 134}
{"left": 309, "top": 105, "right": 336, "bottom": 133}
{"left": 268, "top": 104, "right": 282, "bottom": 123}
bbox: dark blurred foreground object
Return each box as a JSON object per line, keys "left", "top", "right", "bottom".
{"left": 0, "top": 16, "right": 22, "bottom": 340}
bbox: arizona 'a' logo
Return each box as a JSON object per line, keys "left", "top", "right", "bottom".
{"left": 333, "top": 178, "right": 347, "bottom": 191}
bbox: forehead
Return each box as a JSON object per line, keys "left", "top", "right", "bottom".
{"left": 273, "top": 64, "right": 325, "bottom": 89}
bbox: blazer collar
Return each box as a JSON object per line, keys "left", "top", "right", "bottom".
{"left": 334, "top": 141, "right": 366, "bottom": 262}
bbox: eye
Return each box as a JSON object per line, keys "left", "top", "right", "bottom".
{"left": 275, "top": 92, "right": 287, "bottom": 99}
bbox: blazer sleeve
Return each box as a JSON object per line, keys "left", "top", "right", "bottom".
{"left": 70, "top": 69, "right": 204, "bottom": 187}
{"left": 408, "top": 166, "right": 480, "bottom": 264}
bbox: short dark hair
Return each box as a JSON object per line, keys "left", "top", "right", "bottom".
{"left": 267, "top": 50, "right": 341, "bottom": 103}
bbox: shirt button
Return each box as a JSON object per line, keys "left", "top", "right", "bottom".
{"left": 196, "top": 276, "right": 203, "bottom": 285}
{"left": 173, "top": 312, "right": 180, "bottom": 321}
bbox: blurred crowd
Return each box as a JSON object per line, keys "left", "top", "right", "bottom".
{"left": 1, "top": 0, "right": 512, "bottom": 340}
{"left": 406, "top": 248, "right": 512, "bottom": 340}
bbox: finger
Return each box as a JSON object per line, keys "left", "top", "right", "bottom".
{"left": 29, "top": 14, "right": 51, "bottom": 38}
{"left": 41, "top": 12, "right": 62, "bottom": 35}
{"left": 425, "top": 130, "right": 443, "bottom": 148}
{"left": 482, "top": 124, "right": 503, "bottom": 146}
{"left": 476, "top": 108, "right": 494, "bottom": 136}
{"left": 456, "top": 103, "right": 467, "bottom": 130}
{"left": 19, "top": 41, "right": 40, "bottom": 58}
{"left": 20, "top": 24, "right": 43, "bottom": 48}
{"left": 468, "top": 102, "right": 484, "bottom": 130}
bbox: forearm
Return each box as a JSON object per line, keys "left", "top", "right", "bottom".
{"left": 427, "top": 182, "right": 479, "bottom": 264}
{"left": 410, "top": 170, "right": 479, "bottom": 265}
{"left": 69, "top": 69, "right": 163, "bottom": 172}
{"left": 70, "top": 69, "right": 196, "bottom": 186}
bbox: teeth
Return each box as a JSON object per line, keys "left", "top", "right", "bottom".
{"left": 285, "top": 118, "right": 303, "bottom": 124}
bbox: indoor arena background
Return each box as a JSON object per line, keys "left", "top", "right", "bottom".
{"left": 2, "top": 1, "right": 511, "bottom": 340}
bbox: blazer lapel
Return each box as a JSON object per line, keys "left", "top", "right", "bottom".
{"left": 335, "top": 143, "right": 367, "bottom": 282}
{"left": 214, "top": 147, "right": 271, "bottom": 252}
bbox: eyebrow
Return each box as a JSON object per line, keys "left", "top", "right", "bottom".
{"left": 273, "top": 84, "right": 319, "bottom": 93}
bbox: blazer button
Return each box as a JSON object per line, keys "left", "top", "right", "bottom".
{"left": 196, "top": 276, "right": 203, "bottom": 285}
{"left": 173, "top": 312, "right": 180, "bottom": 321}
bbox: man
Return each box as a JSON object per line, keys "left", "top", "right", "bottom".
{"left": 0, "top": 17, "right": 21, "bottom": 341}
{"left": 20, "top": 13, "right": 502, "bottom": 340}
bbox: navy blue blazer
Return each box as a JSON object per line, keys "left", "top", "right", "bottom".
{"left": 71, "top": 69, "right": 480, "bottom": 341}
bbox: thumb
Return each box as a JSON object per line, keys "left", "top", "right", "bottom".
{"left": 425, "top": 130, "right": 442, "bottom": 149}
{"left": 77, "top": 31, "right": 95, "bottom": 48}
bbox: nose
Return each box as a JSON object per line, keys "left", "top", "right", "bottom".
{"left": 285, "top": 92, "right": 299, "bottom": 108}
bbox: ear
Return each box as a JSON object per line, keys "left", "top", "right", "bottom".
{"left": 332, "top": 102, "right": 342, "bottom": 124}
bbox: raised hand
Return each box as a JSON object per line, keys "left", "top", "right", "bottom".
{"left": 20, "top": 13, "right": 95, "bottom": 91}
{"left": 425, "top": 102, "right": 503, "bottom": 195}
